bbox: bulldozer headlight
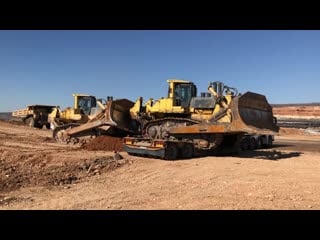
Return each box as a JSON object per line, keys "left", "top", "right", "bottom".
{"left": 124, "top": 138, "right": 133, "bottom": 145}
{"left": 153, "top": 141, "right": 165, "bottom": 148}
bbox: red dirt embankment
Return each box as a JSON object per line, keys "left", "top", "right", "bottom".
{"left": 273, "top": 105, "right": 320, "bottom": 118}
{"left": 82, "top": 136, "right": 123, "bottom": 151}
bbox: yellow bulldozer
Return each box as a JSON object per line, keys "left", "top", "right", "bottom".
{"left": 48, "top": 93, "right": 109, "bottom": 129}
{"left": 52, "top": 96, "right": 140, "bottom": 144}
{"left": 129, "top": 79, "right": 277, "bottom": 139}
{"left": 124, "top": 79, "right": 279, "bottom": 159}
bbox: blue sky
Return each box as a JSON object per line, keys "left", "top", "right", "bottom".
{"left": 1, "top": 30, "right": 320, "bottom": 112}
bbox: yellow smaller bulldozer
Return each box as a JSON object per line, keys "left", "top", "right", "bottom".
{"left": 48, "top": 94, "right": 108, "bottom": 129}
{"left": 52, "top": 96, "right": 140, "bottom": 144}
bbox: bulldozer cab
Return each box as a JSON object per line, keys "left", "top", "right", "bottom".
{"left": 172, "top": 82, "right": 197, "bottom": 108}
{"left": 74, "top": 95, "right": 97, "bottom": 115}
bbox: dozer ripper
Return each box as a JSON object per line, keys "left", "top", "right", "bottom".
{"left": 123, "top": 79, "right": 279, "bottom": 160}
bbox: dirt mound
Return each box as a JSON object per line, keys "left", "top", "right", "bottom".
{"left": 273, "top": 105, "right": 320, "bottom": 117}
{"left": 0, "top": 153, "right": 130, "bottom": 193}
{"left": 82, "top": 136, "right": 123, "bottom": 151}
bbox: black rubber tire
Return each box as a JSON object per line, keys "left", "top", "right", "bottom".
{"left": 249, "top": 137, "right": 256, "bottom": 150}
{"left": 256, "top": 137, "right": 262, "bottom": 149}
{"left": 267, "top": 136, "right": 273, "bottom": 148}
{"left": 164, "top": 144, "right": 178, "bottom": 160}
{"left": 181, "top": 144, "right": 193, "bottom": 159}
{"left": 240, "top": 137, "right": 249, "bottom": 151}
{"left": 45, "top": 123, "right": 51, "bottom": 129}
{"left": 241, "top": 141, "right": 248, "bottom": 151}
{"left": 25, "top": 117, "right": 35, "bottom": 128}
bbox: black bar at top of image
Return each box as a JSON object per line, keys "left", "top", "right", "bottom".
{"left": 1, "top": 15, "right": 320, "bottom": 30}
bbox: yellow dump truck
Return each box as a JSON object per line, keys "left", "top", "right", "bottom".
{"left": 12, "top": 105, "right": 56, "bottom": 129}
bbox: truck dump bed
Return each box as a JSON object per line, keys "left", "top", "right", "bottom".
{"left": 12, "top": 105, "right": 56, "bottom": 118}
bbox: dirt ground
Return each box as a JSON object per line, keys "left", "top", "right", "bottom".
{"left": 1, "top": 120, "right": 320, "bottom": 210}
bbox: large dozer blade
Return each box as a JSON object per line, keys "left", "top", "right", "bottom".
{"left": 103, "top": 99, "right": 140, "bottom": 134}
{"left": 170, "top": 92, "right": 279, "bottom": 135}
{"left": 229, "top": 92, "right": 279, "bottom": 134}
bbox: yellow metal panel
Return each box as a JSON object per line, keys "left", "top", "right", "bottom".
{"left": 166, "top": 79, "right": 192, "bottom": 84}
{"left": 171, "top": 106, "right": 185, "bottom": 113}
{"left": 148, "top": 98, "right": 185, "bottom": 114}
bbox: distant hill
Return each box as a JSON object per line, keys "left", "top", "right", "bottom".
{"left": 271, "top": 104, "right": 320, "bottom": 129}
{"left": 271, "top": 103, "right": 320, "bottom": 107}
{"left": 0, "top": 112, "right": 12, "bottom": 120}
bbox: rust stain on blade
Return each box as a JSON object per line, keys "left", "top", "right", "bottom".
{"left": 231, "top": 92, "right": 279, "bottom": 133}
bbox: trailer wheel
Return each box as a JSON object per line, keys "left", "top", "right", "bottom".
{"left": 181, "top": 144, "right": 193, "bottom": 159}
{"left": 249, "top": 137, "right": 256, "bottom": 150}
{"left": 257, "top": 137, "right": 262, "bottom": 149}
{"left": 164, "top": 143, "right": 178, "bottom": 160}
{"left": 241, "top": 139, "right": 249, "bottom": 151}
{"left": 267, "top": 136, "right": 273, "bottom": 148}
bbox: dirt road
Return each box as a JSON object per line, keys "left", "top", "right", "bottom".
{"left": 1, "top": 120, "right": 320, "bottom": 210}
